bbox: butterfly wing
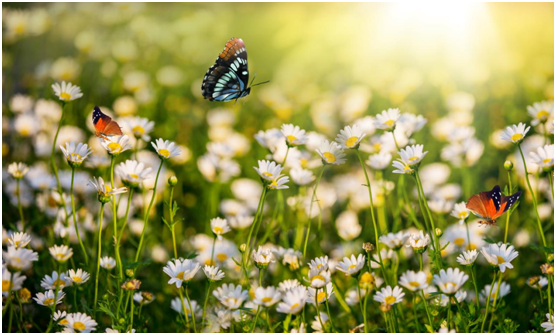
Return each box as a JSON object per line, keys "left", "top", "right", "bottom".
{"left": 202, "top": 37, "right": 249, "bottom": 102}
{"left": 102, "top": 121, "right": 123, "bottom": 136}
{"left": 466, "top": 185, "right": 501, "bottom": 220}
{"left": 466, "top": 193, "right": 489, "bottom": 219}
{"left": 93, "top": 106, "right": 112, "bottom": 134}
{"left": 492, "top": 190, "right": 522, "bottom": 219}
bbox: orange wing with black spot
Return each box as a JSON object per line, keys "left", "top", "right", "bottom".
{"left": 92, "top": 106, "right": 122, "bottom": 139}
{"left": 466, "top": 185, "right": 521, "bottom": 223}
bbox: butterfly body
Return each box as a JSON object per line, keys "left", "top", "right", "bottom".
{"left": 202, "top": 37, "right": 264, "bottom": 102}
{"left": 466, "top": 185, "right": 521, "bottom": 225}
{"left": 92, "top": 106, "right": 122, "bottom": 140}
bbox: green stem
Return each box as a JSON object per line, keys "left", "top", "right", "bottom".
{"left": 481, "top": 271, "right": 497, "bottom": 333}
{"left": 518, "top": 144, "right": 547, "bottom": 247}
{"left": 93, "top": 203, "right": 105, "bottom": 313}
{"left": 110, "top": 157, "right": 123, "bottom": 283}
{"left": 363, "top": 291, "right": 369, "bottom": 332}
{"left": 168, "top": 185, "right": 177, "bottom": 257}
{"left": 201, "top": 281, "right": 212, "bottom": 329}
{"left": 324, "top": 296, "right": 336, "bottom": 332}
{"left": 421, "top": 290, "right": 433, "bottom": 327}
{"left": 412, "top": 294, "right": 420, "bottom": 332}
{"left": 355, "top": 149, "right": 389, "bottom": 285}
{"left": 470, "top": 265, "right": 480, "bottom": 313}
{"left": 315, "top": 288, "right": 326, "bottom": 331}
{"left": 135, "top": 159, "right": 164, "bottom": 262}
{"left": 504, "top": 170, "right": 513, "bottom": 243}
{"left": 244, "top": 187, "right": 267, "bottom": 267}
{"left": 116, "top": 188, "right": 134, "bottom": 263}
{"left": 70, "top": 167, "right": 88, "bottom": 264}
{"left": 16, "top": 179, "right": 25, "bottom": 231}
{"left": 251, "top": 306, "right": 261, "bottom": 332}
{"left": 128, "top": 291, "right": 134, "bottom": 331}
{"left": 184, "top": 286, "right": 197, "bottom": 332}
{"left": 303, "top": 165, "right": 325, "bottom": 257}
{"left": 415, "top": 172, "right": 442, "bottom": 269}
{"left": 50, "top": 102, "right": 65, "bottom": 195}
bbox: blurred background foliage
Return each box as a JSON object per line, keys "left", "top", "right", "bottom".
{"left": 1, "top": 2, "right": 554, "bottom": 332}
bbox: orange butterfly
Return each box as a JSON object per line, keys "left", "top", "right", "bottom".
{"left": 466, "top": 185, "right": 521, "bottom": 225}
{"left": 92, "top": 106, "right": 122, "bottom": 140}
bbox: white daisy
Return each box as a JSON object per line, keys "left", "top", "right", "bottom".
{"left": 480, "top": 243, "right": 519, "bottom": 273}
{"left": 203, "top": 265, "right": 225, "bottom": 282}
{"left": 308, "top": 256, "right": 329, "bottom": 271}
{"left": 500, "top": 122, "right": 530, "bottom": 144}
{"left": 8, "top": 232, "right": 31, "bottom": 249}
{"left": 252, "top": 246, "right": 275, "bottom": 269}
{"left": 379, "top": 231, "right": 409, "bottom": 250}
{"left": 530, "top": 144, "right": 554, "bottom": 170}
{"left": 100, "top": 256, "right": 116, "bottom": 270}
{"left": 3, "top": 246, "right": 38, "bottom": 271}
{"left": 211, "top": 218, "right": 231, "bottom": 240}
{"left": 392, "top": 159, "right": 414, "bottom": 174}
{"left": 374, "top": 285, "right": 405, "bottom": 305}
{"left": 307, "top": 282, "right": 334, "bottom": 305}
{"left": 527, "top": 276, "right": 549, "bottom": 289}
{"left": 213, "top": 283, "right": 249, "bottom": 309}
{"left": 527, "top": 101, "right": 554, "bottom": 126}
{"left": 163, "top": 259, "right": 201, "bottom": 288}
{"left": 366, "top": 152, "right": 392, "bottom": 170}
{"left": 399, "top": 270, "right": 428, "bottom": 292}
{"left": 88, "top": 176, "right": 127, "bottom": 201}
{"left": 60, "top": 142, "right": 93, "bottom": 167}
{"left": 336, "top": 254, "right": 365, "bottom": 276}
{"left": 41, "top": 271, "right": 72, "bottom": 290}
{"left": 2, "top": 267, "right": 26, "bottom": 296}
{"left": 68, "top": 269, "right": 90, "bottom": 285}
{"left": 316, "top": 140, "right": 346, "bottom": 165}
{"left": 398, "top": 144, "right": 428, "bottom": 166}
{"left": 433, "top": 268, "right": 469, "bottom": 295}
{"left": 541, "top": 313, "right": 554, "bottom": 333}
{"left": 7, "top": 162, "right": 29, "bottom": 179}
{"left": 33, "top": 289, "right": 65, "bottom": 307}
{"left": 281, "top": 124, "right": 308, "bottom": 146}
{"left": 253, "top": 160, "right": 284, "bottom": 181}
{"left": 63, "top": 312, "right": 97, "bottom": 333}
{"left": 278, "top": 279, "right": 302, "bottom": 293}
{"left": 306, "top": 267, "right": 331, "bottom": 289}
{"left": 51, "top": 81, "right": 83, "bottom": 102}
{"left": 49, "top": 245, "right": 73, "bottom": 262}
{"left": 405, "top": 230, "right": 431, "bottom": 253}
{"left": 290, "top": 169, "right": 315, "bottom": 186}
{"left": 125, "top": 116, "right": 155, "bottom": 141}
{"left": 480, "top": 281, "right": 511, "bottom": 303}
{"left": 151, "top": 138, "right": 181, "bottom": 159}
{"left": 450, "top": 202, "right": 470, "bottom": 224}
{"left": 335, "top": 124, "right": 366, "bottom": 149}
{"left": 276, "top": 286, "right": 307, "bottom": 314}
{"left": 170, "top": 297, "right": 201, "bottom": 317}
{"left": 116, "top": 160, "right": 152, "bottom": 188}
{"left": 267, "top": 175, "right": 289, "bottom": 190}
{"left": 374, "top": 108, "right": 401, "bottom": 131}
{"left": 101, "top": 135, "right": 132, "bottom": 156}
{"left": 253, "top": 286, "right": 282, "bottom": 307}
{"left": 456, "top": 250, "right": 479, "bottom": 266}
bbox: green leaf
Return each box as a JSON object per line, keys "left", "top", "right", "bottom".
{"left": 185, "top": 252, "right": 198, "bottom": 259}
{"left": 441, "top": 242, "right": 450, "bottom": 250}
{"left": 231, "top": 256, "right": 242, "bottom": 266}
{"left": 483, "top": 237, "right": 496, "bottom": 244}
{"left": 97, "top": 301, "right": 115, "bottom": 319}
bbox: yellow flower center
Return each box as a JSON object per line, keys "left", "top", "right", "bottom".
{"left": 214, "top": 226, "right": 224, "bottom": 234}
{"left": 467, "top": 243, "right": 477, "bottom": 251}
{"left": 2, "top": 280, "right": 11, "bottom": 291}
{"left": 70, "top": 153, "right": 82, "bottom": 161}
{"left": 316, "top": 264, "right": 323, "bottom": 269}
{"left": 384, "top": 119, "right": 395, "bottom": 127}
{"left": 510, "top": 133, "right": 523, "bottom": 142}
{"left": 537, "top": 110, "right": 549, "bottom": 120}
{"left": 56, "top": 253, "right": 67, "bottom": 260}
{"left": 262, "top": 297, "right": 273, "bottom": 303}
{"left": 158, "top": 148, "right": 171, "bottom": 158}
{"left": 59, "top": 319, "right": 68, "bottom": 325}
{"left": 262, "top": 172, "right": 273, "bottom": 178}
{"left": 323, "top": 152, "right": 336, "bottom": 163}
{"left": 73, "top": 321, "right": 86, "bottom": 331}
{"left": 290, "top": 303, "right": 300, "bottom": 310}
{"left": 409, "top": 156, "right": 419, "bottom": 162}
{"left": 384, "top": 296, "right": 396, "bottom": 304}
{"left": 373, "top": 143, "right": 381, "bottom": 152}
{"left": 348, "top": 264, "right": 357, "bottom": 270}
{"left": 60, "top": 92, "right": 72, "bottom": 101}
{"left": 543, "top": 158, "right": 553, "bottom": 164}
{"left": 20, "top": 127, "right": 30, "bottom": 136}
{"left": 454, "top": 237, "right": 465, "bottom": 247}
{"left": 300, "top": 158, "right": 308, "bottom": 167}
{"left": 270, "top": 179, "right": 278, "bottom": 188}
{"left": 107, "top": 142, "right": 122, "bottom": 153}
{"left": 125, "top": 282, "right": 135, "bottom": 290}
{"left": 176, "top": 271, "right": 185, "bottom": 280}
{"left": 496, "top": 256, "right": 505, "bottom": 264}
{"left": 129, "top": 173, "right": 139, "bottom": 179}
{"left": 72, "top": 276, "right": 82, "bottom": 283}
{"left": 53, "top": 279, "right": 65, "bottom": 287}
{"left": 44, "top": 298, "right": 55, "bottom": 306}
{"left": 286, "top": 135, "right": 297, "bottom": 143}
{"left": 132, "top": 125, "right": 145, "bottom": 135}
{"left": 317, "top": 291, "right": 326, "bottom": 302}
{"left": 403, "top": 164, "right": 412, "bottom": 171}
{"left": 311, "top": 275, "right": 326, "bottom": 284}
{"left": 217, "top": 253, "right": 228, "bottom": 262}
{"left": 346, "top": 136, "right": 359, "bottom": 148}
{"left": 409, "top": 281, "right": 421, "bottom": 287}
{"left": 459, "top": 211, "right": 468, "bottom": 219}
{"left": 204, "top": 259, "right": 214, "bottom": 266}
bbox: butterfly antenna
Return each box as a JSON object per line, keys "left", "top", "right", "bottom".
{"left": 249, "top": 73, "right": 270, "bottom": 88}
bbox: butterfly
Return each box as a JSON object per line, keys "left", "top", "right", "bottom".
{"left": 92, "top": 106, "right": 122, "bottom": 140}
{"left": 201, "top": 37, "right": 268, "bottom": 102}
{"left": 466, "top": 185, "right": 521, "bottom": 225}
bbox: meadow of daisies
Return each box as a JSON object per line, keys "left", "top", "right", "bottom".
{"left": 2, "top": 3, "right": 555, "bottom": 334}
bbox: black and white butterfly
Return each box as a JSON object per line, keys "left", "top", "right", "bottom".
{"left": 201, "top": 37, "right": 267, "bottom": 102}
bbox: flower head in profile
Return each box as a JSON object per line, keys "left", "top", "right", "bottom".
{"left": 374, "top": 285, "right": 405, "bottom": 305}
{"left": 367, "top": 152, "right": 392, "bottom": 170}
{"left": 7, "top": 162, "right": 29, "bottom": 179}
{"left": 399, "top": 270, "right": 428, "bottom": 292}
{"left": 40, "top": 271, "right": 72, "bottom": 290}
{"left": 527, "top": 101, "right": 553, "bottom": 126}
{"left": 49, "top": 245, "right": 73, "bottom": 262}
{"left": 308, "top": 282, "right": 334, "bottom": 305}
{"left": 374, "top": 108, "right": 401, "bottom": 131}
{"left": 252, "top": 246, "right": 275, "bottom": 269}
{"left": 203, "top": 265, "right": 225, "bottom": 282}
{"left": 253, "top": 286, "right": 282, "bottom": 307}
{"left": 267, "top": 175, "right": 289, "bottom": 190}
{"left": 8, "top": 232, "right": 31, "bottom": 249}
{"left": 530, "top": 144, "right": 554, "bottom": 171}
{"left": 392, "top": 159, "right": 414, "bottom": 175}
{"left": 33, "top": 290, "right": 65, "bottom": 307}
{"left": 3, "top": 246, "right": 38, "bottom": 271}
{"left": 213, "top": 283, "right": 249, "bottom": 309}
{"left": 379, "top": 231, "right": 409, "bottom": 250}
{"left": 335, "top": 124, "right": 366, "bottom": 149}
{"left": 398, "top": 144, "right": 428, "bottom": 167}
{"left": 500, "top": 123, "right": 530, "bottom": 144}
{"left": 60, "top": 142, "right": 93, "bottom": 167}
{"left": 276, "top": 286, "right": 307, "bottom": 314}
{"left": 125, "top": 116, "right": 155, "bottom": 141}
{"left": 116, "top": 160, "right": 152, "bottom": 188}
{"left": 88, "top": 176, "right": 127, "bottom": 203}
{"left": 481, "top": 281, "right": 511, "bottom": 303}
{"left": 68, "top": 269, "right": 90, "bottom": 285}
{"left": 163, "top": 258, "right": 201, "bottom": 288}
{"left": 52, "top": 81, "right": 83, "bottom": 102}
{"left": 433, "top": 268, "right": 469, "bottom": 295}
{"left": 457, "top": 249, "right": 479, "bottom": 266}
{"left": 316, "top": 140, "right": 346, "bottom": 165}
{"left": 450, "top": 202, "right": 470, "bottom": 224}
{"left": 100, "top": 256, "right": 116, "bottom": 270}
{"left": 405, "top": 231, "right": 431, "bottom": 253}
{"left": 281, "top": 124, "right": 308, "bottom": 146}
{"left": 336, "top": 254, "right": 365, "bottom": 277}
{"left": 62, "top": 312, "right": 97, "bottom": 333}
{"left": 480, "top": 243, "right": 519, "bottom": 273}
{"left": 101, "top": 135, "right": 131, "bottom": 156}
{"left": 2, "top": 267, "right": 26, "bottom": 296}
{"left": 211, "top": 217, "right": 231, "bottom": 240}
{"left": 152, "top": 138, "right": 181, "bottom": 160}
{"left": 254, "top": 160, "right": 284, "bottom": 182}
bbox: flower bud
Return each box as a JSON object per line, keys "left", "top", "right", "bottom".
{"left": 548, "top": 254, "right": 554, "bottom": 263}
{"left": 504, "top": 160, "right": 514, "bottom": 171}
{"left": 541, "top": 263, "right": 554, "bottom": 275}
{"left": 379, "top": 303, "right": 392, "bottom": 313}
{"left": 359, "top": 272, "right": 376, "bottom": 291}
{"left": 239, "top": 243, "right": 247, "bottom": 253}
{"left": 168, "top": 176, "right": 178, "bottom": 186}
{"left": 98, "top": 193, "right": 111, "bottom": 204}
{"left": 18, "top": 288, "right": 31, "bottom": 303}
{"left": 362, "top": 242, "right": 375, "bottom": 253}
{"left": 435, "top": 228, "right": 443, "bottom": 237}
{"left": 125, "top": 269, "right": 134, "bottom": 278}
{"left": 121, "top": 279, "right": 141, "bottom": 291}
